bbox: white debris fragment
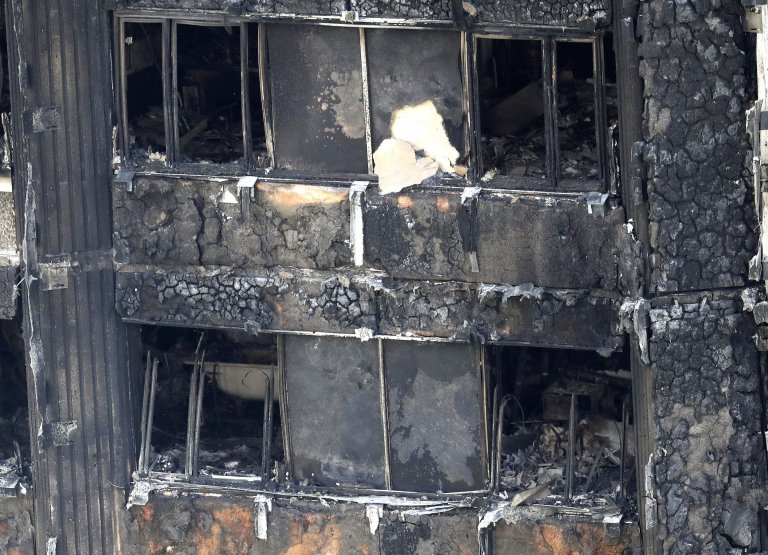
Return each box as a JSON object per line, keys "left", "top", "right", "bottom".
{"left": 254, "top": 494, "right": 273, "bottom": 541}
{"left": 355, "top": 327, "right": 375, "bottom": 341}
{"left": 373, "top": 138, "right": 438, "bottom": 194}
{"left": 390, "top": 101, "right": 459, "bottom": 173}
{"left": 366, "top": 504, "right": 383, "bottom": 535}
{"left": 127, "top": 480, "right": 167, "bottom": 508}
{"left": 462, "top": 1, "right": 478, "bottom": 16}
{"left": 46, "top": 537, "right": 57, "bottom": 555}
{"left": 461, "top": 186, "right": 482, "bottom": 204}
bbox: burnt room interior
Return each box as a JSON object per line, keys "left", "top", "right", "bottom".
{"left": 137, "top": 324, "right": 636, "bottom": 519}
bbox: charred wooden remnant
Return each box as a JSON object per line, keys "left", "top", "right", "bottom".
{"left": 0, "top": 0, "right": 761, "bottom": 551}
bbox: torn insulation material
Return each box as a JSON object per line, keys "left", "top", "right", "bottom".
{"left": 366, "top": 504, "right": 383, "bottom": 535}
{"left": 390, "top": 100, "right": 460, "bottom": 173}
{"left": 373, "top": 138, "right": 437, "bottom": 194}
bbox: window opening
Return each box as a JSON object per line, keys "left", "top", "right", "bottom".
{"left": 123, "top": 22, "right": 166, "bottom": 158}
{"left": 138, "top": 326, "right": 282, "bottom": 481}
{"left": 475, "top": 33, "right": 615, "bottom": 191}
{"left": 476, "top": 38, "right": 546, "bottom": 181}
{"left": 174, "top": 24, "right": 243, "bottom": 164}
{"left": 488, "top": 344, "right": 636, "bottom": 511}
{"left": 0, "top": 320, "right": 30, "bottom": 494}
{"left": 557, "top": 40, "right": 598, "bottom": 184}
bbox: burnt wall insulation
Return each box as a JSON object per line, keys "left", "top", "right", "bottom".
{"left": 649, "top": 295, "right": 767, "bottom": 552}
{"left": 638, "top": 0, "right": 754, "bottom": 293}
{"left": 114, "top": 178, "right": 631, "bottom": 291}
{"left": 122, "top": 493, "right": 640, "bottom": 554}
{"left": 7, "top": 0, "right": 139, "bottom": 553}
{"left": 115, "top": 268, "right": 625, "bottom": 350}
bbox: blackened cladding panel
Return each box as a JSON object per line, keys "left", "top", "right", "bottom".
{"left": 386, "top": 342, "right": 484, "bottom": 492}
{"left": 366, "top": 29, "right": 464, "bottom": 156}
{"left": 267, "top": 25, "right": 367, "bottom": 174}
{"left": 284, "top": 335, "right": 385, "bottom": 487}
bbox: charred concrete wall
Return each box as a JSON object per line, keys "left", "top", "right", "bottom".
{"left": 113, "top": 179, "right": 630, "bottom": 350}
{"left": 0, "top": 495, "right": 33, "bottom": 555}
{"left": 649, "top": 295, "right": 766, "bottom": 552}
{"left": 122, "top": 494, "right": 639, "bottom": 554}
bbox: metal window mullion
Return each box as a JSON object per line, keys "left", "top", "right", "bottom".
{"left": 359, "top": 28, "right": 374, "bottom": 174}
{"left": 479, "top": 346, "right": 490, "bottom": 480}
{"left": 277, "top": 335, "right": 293, "bottom": 479}
{"left": 241, "top": 23, "right": 253, "bottom": 170}
{"left": 117, "top": 18, "right": 130, "bottom": 163}
{"left": 593, "top": 35, "right": 609, "bottom": 191}
{"left": 465, "top": 32, "right": 479, "bottom": 181}
{"left": 258, "top": 24, "right": 275, "bottom": 170}
{"left": 164, "top": 19, "right": 177, "bottom": 166}
{"left": 378, "top": 338, "right": 392, "bottom": 490}
{"left": 543, "top": 37, "right": 558, "bottom": 188}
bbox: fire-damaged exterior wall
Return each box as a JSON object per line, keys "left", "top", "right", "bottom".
{"left": 0, "top": 0, "right": 762, "bottom": 552}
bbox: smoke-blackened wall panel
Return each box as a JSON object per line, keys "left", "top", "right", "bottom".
{"left": 283, "top": 335, "right": 385, "bottom": 487}
{"left": 385, "top": 341, "right": 484, "bottom": 492}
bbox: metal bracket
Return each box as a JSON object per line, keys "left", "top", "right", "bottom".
{"left": 745, "top": 7, "right": 763, "bottom": 32}
{"left": 340, "top": 10, "right": 359, "bottom": 22}
{"left": 112, "top": 169, "right": 136, "bottom": 193}
{"left": 459, "top": 187, "right": 481, "bottom": 273}
{"left": 45, "top": 420, "right": 78, "bottom": 447}
{"left": 237, "top": 176, "right": 257, "bottom": 223}
{"left": 350, "top": 181, "right": 369, "bottom": 267}
{"left": 39, "top": 255, "right": 72, "bottom": 291}
{"left": 24, "top": 106, "right": 60, "bottom": 133}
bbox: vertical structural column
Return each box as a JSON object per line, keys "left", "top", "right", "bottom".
{"left": 7, "top": 1, "right": 137, "bottom": 554}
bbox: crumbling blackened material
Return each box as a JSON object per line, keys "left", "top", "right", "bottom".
{"left": 113, "top": 178, "right": 351, "bottom": 270}
{"left": 116, "top": 0, "right": 345, "bottom": 15}
{"left": 638, "top": 0, "right": 755, "bottom": 293}
{"left": 471, "top": 0, "right": 610, "bottom": 29}
{"left": 352, "top": 0, "right": 451, "bottom": 19}
{"left": 649, "top": 296, "right": 767, "bottom": 552}
{"left": 117, "top": 267, "right": 624, "bottom": 349}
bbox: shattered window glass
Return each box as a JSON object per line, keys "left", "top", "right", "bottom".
{"left": 175, "top": 24, "right": 243, "bottom": 164}
{"left": 477, "top": 38, "right": 546, "bottom": 180}
{"left": 267, "top": 25, "right": 368, "bottom": 174}
{"left": 124, "top": 21, "right": 166, "bottom": 158}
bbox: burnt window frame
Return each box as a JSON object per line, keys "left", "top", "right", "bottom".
{"left": 115, "top": 15, "right": 613, "bottom": 192}
{"left": 470, "top": 31, "right": 611, "bottom": 192}
{"left": 136, "top": 331, "right": 280, "bottom": 485}
{"left": 114, "top": 15, "right": 470, "bottom": 181}
{"left": 116, "top": 16, "right": 273, "bottom": 171}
